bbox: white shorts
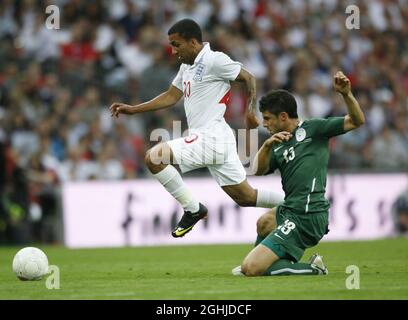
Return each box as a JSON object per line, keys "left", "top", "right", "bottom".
{"left": 166, "top": 123, "right": 246, "bottom": 186}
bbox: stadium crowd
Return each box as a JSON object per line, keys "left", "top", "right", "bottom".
{"left": 0, "top": 0, "right": 407, "bottom": 243}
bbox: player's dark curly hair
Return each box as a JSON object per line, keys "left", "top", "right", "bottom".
{"left": 168, "top": 19, "right": 202, "bottom": 43}
{"left": 259, "top": 89, "right": 298, "bottom": 118}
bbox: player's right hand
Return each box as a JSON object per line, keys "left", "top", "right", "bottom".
{"left": 264, "top": 131, "right": 292, "bottom": 147}
{"left": 109, "top": 103, "right": 134, "bottom": 117}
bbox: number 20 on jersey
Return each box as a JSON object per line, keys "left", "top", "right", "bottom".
{"left": 183, "top": 81, "right": 191, "bottom": 97}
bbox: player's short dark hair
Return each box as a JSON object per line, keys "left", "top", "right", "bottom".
{"left": 259, "top": 89, "right": 298, "bottom": 118}
{"left": 168, "top": 19, "right": 202, "bottom": 43}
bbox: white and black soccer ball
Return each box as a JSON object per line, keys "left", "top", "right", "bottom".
{"left": 12, "top": 247, "right": 49, "bottom": 281}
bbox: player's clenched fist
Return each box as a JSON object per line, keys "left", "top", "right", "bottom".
{"left": 109, "top": 103, "right": 134, "bottom": 117}
{"left": 333, "top": 71, "right": 351, "bottom": 96}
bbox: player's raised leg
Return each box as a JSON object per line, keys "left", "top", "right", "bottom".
{"left": 144, "top": 142, "right": 207, "bottom": 238}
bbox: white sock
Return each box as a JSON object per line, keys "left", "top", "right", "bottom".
{"left": 256, "top": 189, "right": 284, "bottom": 208}
{"left": 153, "top": 165, "right": 200, "bottom": 213}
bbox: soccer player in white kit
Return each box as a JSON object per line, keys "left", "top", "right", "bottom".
{"left": 110, "top": 19, "right": 282, "bottom": 238}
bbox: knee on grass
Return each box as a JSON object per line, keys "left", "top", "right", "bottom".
{"left": 241, "top": 261, "right": 265, "bottom": 277}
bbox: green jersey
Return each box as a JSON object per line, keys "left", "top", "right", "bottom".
{"left": 267, "top": 117, "right": 346, "bottom": 215}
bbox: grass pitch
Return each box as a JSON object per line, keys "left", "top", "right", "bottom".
{"left": 0, "top": 238, "right": 407, "bottom": 300}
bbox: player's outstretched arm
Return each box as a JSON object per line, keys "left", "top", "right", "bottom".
{"left": 235, "top": 68, "right": 260, "bottom": 129}
{"left": 253, "top": 132, "right": 292, "bottom": 175}
{"left": 109, "top": 85, "right": 183, "bottom": 118}
{"left": 333, "top": 71, "right": 365, "bottom": 132}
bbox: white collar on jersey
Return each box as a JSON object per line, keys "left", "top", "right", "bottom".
{"left": 194, "top": 42, "right": 210, "bottom": 64}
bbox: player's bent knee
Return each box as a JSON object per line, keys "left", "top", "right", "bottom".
{"left": 144, "top": 149, "right": 162, "bottom": 173}
{"left": 256, "top": 217, "right": 271, "bottom": 237}
{"left": 256, "top": 218, "right": 266, "bottom": 237}
{"left": 256, "top": 213, "right": 276, "bottom": 237}
{"left": 145, "top": 144, "right": 167, "bottom": 168}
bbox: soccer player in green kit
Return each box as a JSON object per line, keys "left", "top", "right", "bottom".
{"left": 232, "top": 71, "right": 365, "bottom": 276}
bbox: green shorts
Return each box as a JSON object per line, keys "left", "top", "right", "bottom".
{"left": 261, "top": 205, "right": 329, "bottom": 262}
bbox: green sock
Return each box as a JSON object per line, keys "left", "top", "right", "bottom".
{"left": 254, "top": 235, "right": 265, "bottom": 247}
{"left": 263, "top": 259, "right": 319, "bottom": 276}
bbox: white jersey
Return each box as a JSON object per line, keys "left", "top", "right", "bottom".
{"left": 172, "top": 42, "right": 242, "bottom": 130}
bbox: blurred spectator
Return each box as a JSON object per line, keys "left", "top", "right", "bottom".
{"left": 1, "top": 146, "right": 31, "bottom": 244}
{"left": 26, "top": 151, "right": 59, "bottom": 243}
{"left": 370, "top": 125, "right": 408, "bottom": 170}
{"left": 0, "top": 142, "right": 7, "bottom": 243}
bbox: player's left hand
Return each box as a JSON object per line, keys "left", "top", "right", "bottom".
{"left": 264, "top": 131, "right": 292, "bottom": 147}
{"left": 245, "top": 111, "right": 260, "bottom": 129}
{"left": 334, "top": 71, "right": 351, "bottom": 95}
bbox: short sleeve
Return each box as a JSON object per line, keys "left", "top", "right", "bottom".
{"left": 171, "top": 66, "right": 184, "bottom": 91}
{"left": 211, "top": 52, "right": 242, "bottom": 81}
{"left": 312, "top": 117, "right": 346, "bottom": 138}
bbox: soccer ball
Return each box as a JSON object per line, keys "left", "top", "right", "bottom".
{"left": 12, "top": 247, "right": 49, "bottom": 281}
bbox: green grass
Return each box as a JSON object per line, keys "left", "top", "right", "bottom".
{"left": 0, "top": 239, "right": 407, "bottom": 299}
